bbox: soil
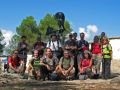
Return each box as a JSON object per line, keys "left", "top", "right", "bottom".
{"left": 0, "top": 60, "right": 120, "bottom": 90}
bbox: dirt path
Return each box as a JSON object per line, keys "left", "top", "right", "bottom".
{"left": 0, "top": 60, "right": 120, "bottom": 90}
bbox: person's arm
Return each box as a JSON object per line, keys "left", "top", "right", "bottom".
{"left": 88, "top": 59, "right": 92, "bottom": 68}
{"left": 40, "top": 60, "right": 47, "bottom": 66}
{"left": 26, "top": 43, "right": 29, "bottom": 52}
{"left": 58, "top": 57, "right": 64, "bottom": 72}
{"left": 9, "top": 63, "right": 18, "bottom": 72}
{"left": 110, "top": 50, "right": 112, "bottom": 60}
{"left": 28, "top": 59, "right": 33, "bottom": 69}
{"left": 78, "top": 59, "right": 81, "bottom": 72}
{"left": 66, "top": 64, "right": 73, "bottom": 73}
{"left": 46, "top": 42, "right": 50, "bottom": 48}
{"left": 78, "top": 59, "right": 84, "bottom": 73}
{"left": 40, "top": 58, "right": 50, "bottom": 70}
{"left": 108, "top": 44, "right": 112, "bottom": 60}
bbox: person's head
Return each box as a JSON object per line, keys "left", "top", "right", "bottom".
{"left": 63, "top": 50, "right": 70, "bottom": 58}
{"left": 83, "top": 50, "right": 91, "bottom": 59}
{"left": 45, "top": 48, "right": 52, "bottom": 57}
{"left": 102, "top": 37, "right": 109, "bottom": 45}
{"left": 21, "top": 35, "right": 27, "bottom": 42}
{"left": 101, "top": 32, "right": 105, "bottom": 37}
{"left": 94, "top": 35, "right": 99, "bottom": 43}
{"left": 80, "top": 33, "right": 85, "bottom": 40}
{"left": 12, "top": 50, "right": 18, "bottom": 59}
{"left": 37, "top": 37, "right": 41, "bottom": 43}
{"left": 73, "top": 32, "right": 77, "bottom": 39}
{"left": 51, "top": 34, "right": 57, "bottom": 41}
{"left": 33, "top": 50, "right": 39, "bottom": 58}
{"left": 69, "top": 33, "right": 73, "bottom": 40}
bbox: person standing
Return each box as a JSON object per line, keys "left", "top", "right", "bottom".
{"left": 77, "top": 33, "right": 89, "bottom": 61}
{"left": 46, "top": 34, "right": 62, "bottom": 59}
{"left": 17, "top": 35, "right": 29, "bottom": 74}
{"left": 91, "top": 36, "right": 102, "bottom": 78}
{"left": 101, "top": 37, "right": 112, "bottom": 79}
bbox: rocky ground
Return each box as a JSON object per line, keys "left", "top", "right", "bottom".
{"left": 0, "top": 60, "right": 120, "bottom": 90}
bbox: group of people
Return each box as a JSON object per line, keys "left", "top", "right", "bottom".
{"left": 7, "top": 32, "right": 112, "bottom": 80}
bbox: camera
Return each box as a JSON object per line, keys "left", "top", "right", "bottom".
{"left": 46, "top": 12, "right": 65, "bottom": 36}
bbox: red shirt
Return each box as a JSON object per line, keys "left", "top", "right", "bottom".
{"left": 81, "top": 59, "right": 91, "bottom": 68}
{"left": 8, "top": 56, "right": 20, "bottom": 68}
{"left": 91, "top": 43, "right": 101, "bottom": 54}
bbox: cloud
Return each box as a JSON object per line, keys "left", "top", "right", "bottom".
{"left": 0, "top": 28, "right": 14, "bottom": 46}
{"left": 87, "top": 24, "right": 98, "bottom": 33}
{"left": 78, "top": 24, "right": 98, "bottom": 41}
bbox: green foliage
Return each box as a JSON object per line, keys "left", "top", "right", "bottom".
{"left": 0, "top": 30, "right": 6, "bottom": 55}
{"left": 16, "top": 16, "right": 39, "bottom": 45}
{"left": 39, "top": 13, "right": 72, "bottom": 41}
{"left": 15, "top": 13, "right": 72, "bottom": 51}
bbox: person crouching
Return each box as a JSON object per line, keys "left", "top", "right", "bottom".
{"left": 78, "top": 50, "right": 92, "bottom": 80}
{"left": 40, "top": 48, "right": 59, "bottom": 80}
{"left": 27, "top": 50, "right": 41, "bottom": 80}
{"left": 58, "top": 50, "right": 74, "bottom": 80}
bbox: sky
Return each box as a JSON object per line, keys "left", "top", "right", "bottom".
{"left": 0, "top": 0, "right": 120, "bottom": 43}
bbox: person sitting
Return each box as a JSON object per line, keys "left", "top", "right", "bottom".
{"left": 40, "top": 48, "right": 59, "bottom": 80}
{"left": 58, "top": 50, "right": 74, "bottom": 80}
{"left": 27, "top": 50, "right": 41, "bottom": 80}
{"left": 78, "top": 50, "right": 92, "bottom": 80}
{"left": 8, "top": 50, "right": 24, "bottom": 74}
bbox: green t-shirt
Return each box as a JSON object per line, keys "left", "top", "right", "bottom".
{"left": 59, "top": 57, "right": 74, "bottom": 70}
{"left": 102, "top": 44, "right": 112, "bottom": 58}
{"left": 30, "top": 57, "right": 40, "bottom": 69}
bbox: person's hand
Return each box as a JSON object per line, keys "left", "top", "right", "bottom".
{"left": 46, "top": 65, "right": 50, "bottom": 70}
{"left": 80, "top": 68, "right": 84, "bottom": 73}
{"left": 62, "top": 70, "right": 65, "bottom": 76}
{"left": 53, "top": 71, "right": 56, "bottom": 73}
{"left": 15, "top": 69, "right": 20, "bottom": 73}
{"left": 64, "top": 70, "right": 69, "bottom": 76}
{"left": 22, "top": 45, "right": 26, "bottom": 48}
{"left": 110, "top": 56, "right": 113, "bottom": 60}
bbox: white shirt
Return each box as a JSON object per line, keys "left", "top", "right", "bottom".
{"left": 46, "top": 40, "right": 62, "bottom": 51}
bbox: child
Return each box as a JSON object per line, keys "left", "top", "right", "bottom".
{"left": 91, "top": 36, "right": 102, "bottom": 79}
{"left": 78, "top": 50, "right": 92, "bottom": 80}
{"left": 101, "top": 37, "right": 112, "bottom": 79}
